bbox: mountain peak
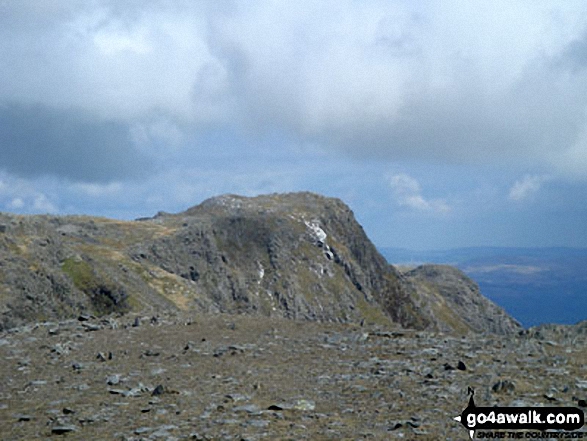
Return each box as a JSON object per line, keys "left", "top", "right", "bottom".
{"left": 182, "top": 192, "right": 345, "bottom": 217}
{"left": 0, "top": 192, "right": 519, "bottom": 334}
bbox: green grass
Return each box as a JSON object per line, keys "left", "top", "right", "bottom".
{"left": 61, "top": 258, "right": 94, "bottom": 292}
{"left": 61, "top": 257, "right": 129, "bottom": 315}
{"left": 355, "top": 297, "right": 392, "bottom": 326}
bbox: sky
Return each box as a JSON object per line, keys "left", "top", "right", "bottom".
{"left": 1, "top": 1, "right": 587, "bottom": 250}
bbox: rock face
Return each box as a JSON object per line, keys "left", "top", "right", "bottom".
{"left": 401, "top": 264, "right": 523, "bottom": 334}
{"left": 130, "top": 192, "right": 426, "bottom": 329}
{"left": 0, "top": 192, "right": 519, "bottom": 334}
{"left": 521, "top": 319, "right": 587, "bottom": 344}
{"left": 0, "top": 214, "right": 173, "bottom": 330}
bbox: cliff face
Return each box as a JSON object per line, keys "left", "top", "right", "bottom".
{"left": 0, "top": 192, "right": 519, "bottom": 334}
{"left": 130, "top": 192, "right": 425, "bottom": 329}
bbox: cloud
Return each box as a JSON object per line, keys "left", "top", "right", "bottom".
{"left": 2, "top": 1, "right": 587, "bottom": 183}
{"left": 0, "top": 173, "right": 59, "bottom": 214}
{"left": 388, "top": 173, "right": 450, "bottom": 214}
{"left": 0, "top": 103, "right": 149, "bottom": 182}
{"left": 31, "top": 194, "right": 59, "bottom": 214}
{"left": 509, "top": 175, "right": 548, "bottom": 202}
{"left": 0, "top": 1, "right": 219, "bottom": 122}
{"left": 8, "top": 198, "right": 25, "bottom": 210}
{"left": 73, "top": 182, "right": 123, "bottom": 198}
{"left": 203, "top": 1, "right": 587, "bottom": 176}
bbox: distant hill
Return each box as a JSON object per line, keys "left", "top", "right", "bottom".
{"left": 401, "top": 264, "right": 521, "bottom": 334}
{"left": 0, "top": 192, "right": 520, "bottom": 334}
{"left": 380, "top": 247, "right": 587, "bottom": 327}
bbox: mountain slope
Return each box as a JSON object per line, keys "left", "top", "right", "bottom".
{"left": 400, "top": 264, "right": 522, "bottom": 334}
{"left": 130, "top": 193, "right": 424, "bottom": 329}
{"left": 0, "top": 192, "right": 519, "bottom": 334}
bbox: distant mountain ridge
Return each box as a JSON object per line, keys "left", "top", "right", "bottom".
{"left": 380, "top": 246, "right": 587, "bottom": 327}
{"left": 0, "top": 192, "right": 520, "bottom": 334}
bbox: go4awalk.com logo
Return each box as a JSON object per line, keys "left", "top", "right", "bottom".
{"left": 454, "top": 388, "right": 585, "bottom": 439}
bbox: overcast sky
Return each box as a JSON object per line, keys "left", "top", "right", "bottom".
{"left": 1, "top": 0, "right": 587, "bottom": 249}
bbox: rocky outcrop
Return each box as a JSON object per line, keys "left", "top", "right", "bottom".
{"left": 401, "top": 264, "right": 523, "bottom": 334}
{"left": 130, "top": 192, "right": 427, "bottom": 329}
{"left": 0, "top": 192, "right": 519, "bottom": 334}
{"left": 520, "top": 319, "right": 587, "bottom": 344}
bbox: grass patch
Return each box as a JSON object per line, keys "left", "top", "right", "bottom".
{"left": 61, "top": 258, "right": 94, "bottom": 292}
{"left": 355, "top": 297, "right": 392, "bottom": 326}
{"left": 61, "top": 257, "right": 129, "bottom": 315}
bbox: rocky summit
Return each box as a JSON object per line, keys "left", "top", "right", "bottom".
{"left": 0, "top": 192, "right": 519, "bottom": 334}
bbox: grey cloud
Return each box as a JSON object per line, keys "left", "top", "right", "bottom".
{"left": 199, "top": 2, "right": 587, "bottom": 176}
{"left": 0, "top": 1, "right": 82, "bottom": 32}
{"left": 0, "top": 103, "right": 150, "bottom": 182}
{"left": 2, "top": 1, "right": 587, "bottom": 179}
{"left": 558, "top": 33, "right": 587, "bottom": 72}
{"left": 321, "top": 72, "right": 583, "bottom": 166}
{"left": 226, "top": 39, "right": 587, "bottom": 174}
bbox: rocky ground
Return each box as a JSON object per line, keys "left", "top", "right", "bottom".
{"left": 0, "top": 312, "right": 585, "bottom": 440}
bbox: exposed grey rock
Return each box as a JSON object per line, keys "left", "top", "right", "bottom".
{"left": 0, "top": 192, "right": 522, "bottom": 335}
{"left": 492, "top": 379, "right": 516, "bottom": 394}
{"left": 106, "top": 374, "right": 121, "bottom": 386}
{"left": 16, "top": 414, "right": 32, "bottom": 422}
{"left": 51, "top": 425, "right": 77, "bottom": 435}
{"left": 82, "top": 323, "right": 101, "bottom": 332}
{"left": 143, "top": 349, "right": 160, "bottom": 357}
{"left": 521, "top": 320, "right": 587, "bottom": 345}
{"left": 0, "top": 306, "right": 561, "bottom": 439}
{"left": 232, "top": 404, "right": 261, "bottom": 414}
{"left": 247, "top": 419, "right": 269, "bottom": 428}
{"left": 151, "top": 384, "right": 165, "bottom": 396}
{"left": 271, "top": 399, "right": 316, "bottom": 412}
{"left": 402, "top": 264, "right": 523, "bottom": 334}
{"left": 108, "top": 388, "right": 127, "bottom": 396}
{"left": 134, "top": 426, "right": 153, "bottom": 435}
{"left": 71, "top": 362, "right": 84, "bottom": 371}
{"left": 130, "top": 192, "right": 426, "bottom": 329}
{"left": 225, "top": 393, "right": 250, "bottom": 403}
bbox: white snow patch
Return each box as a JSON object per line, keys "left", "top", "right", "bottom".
{"left": 304, "top": 220, "right": 327, "bottom": 243}
{"left": 257, "top": 262, "right": 265, "bottom": 284}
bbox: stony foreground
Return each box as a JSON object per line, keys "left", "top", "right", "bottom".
{"left": 0, "top": 312, "right": 585, "bottom": 440}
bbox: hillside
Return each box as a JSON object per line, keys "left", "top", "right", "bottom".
{"left": 0, "top": 192, "right": 519, "bottom": 334}
{"left": 401, "top": 265, "right": 522, "bottom": 334}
